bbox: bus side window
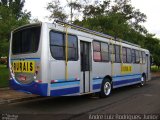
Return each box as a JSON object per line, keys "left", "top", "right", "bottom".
{"left": 93, "top": 41, "right": 101, "bottom": 62}
{"left": 142, "top": 51, "right": 146, "bottom": 64}
{"left": 139, "top": 51, "right": 143, "bottom": 64}
{"left": 109, "top": 44, "right": 115, "bottom": 62}
{"left": 67, "top": 35, "right": 78, "bottom": 60}
{"left": 127, "top": 48, "right": 132, "bottom": 63}
{"left": 101, "top": 42, "right": 109, "bottom": 62}
{"left": 122, "top": 47, "right": 127, "bottom": 63}
{"left": 93, "top": 41, "right": 109, "bottom": 62}
{"left": 50, "top": 31, "right": 78, "bottom": 61}
{"left": 115, "top": 45, "right": 121, "bottom": 63}
{"left": 50, "top": 31, "right": 64, "bottom": 60}
{"left": 132, "top": 49, "right": 136, "bottom": 63}
{"left": 135, "top": 50, "right": 140, "bottom": 63}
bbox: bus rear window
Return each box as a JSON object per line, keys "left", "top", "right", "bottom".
{"left": 12, "top": 26, "right": 41, "bottom": 54}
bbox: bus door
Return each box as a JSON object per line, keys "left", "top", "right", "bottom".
{"left": 80, "top": 41, "right": 91, "bottom": 93}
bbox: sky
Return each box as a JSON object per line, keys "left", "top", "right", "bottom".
{"left": 23, "top": 0, "right": 160, "bottom": 38}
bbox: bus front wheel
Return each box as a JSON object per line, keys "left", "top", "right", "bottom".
{"left": 100, "top": 78, "right": 112, "bottom": 98}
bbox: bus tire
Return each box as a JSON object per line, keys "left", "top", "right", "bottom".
{"left": 99, "top": 78, "right": 112, "bottom": 98}
{"left": 139, "top": 75, "right": 146, "bottom": 87}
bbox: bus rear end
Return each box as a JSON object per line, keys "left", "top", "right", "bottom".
{"left": 9, "top": 23, "right": 48, "bottom": 96}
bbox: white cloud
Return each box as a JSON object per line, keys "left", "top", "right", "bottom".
{"left": 23, "top": 0, "right": 51, "bottom": 22}
{"left": 131, "top": 0, "right": 160, "bottom": 38}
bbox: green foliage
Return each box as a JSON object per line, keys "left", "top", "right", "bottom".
{"left": 0, "top": 65, "right": 9, "bottom": 87}
{"left": 0, "top": 0, "right": 30, "bottom": 56}
{"left": 47, "top": 0, "right": 67, "bottom": 21}
{"left": 73, "top": 0, "right": 160, "bottom": 67}
{"left": 8, "top": 0, "right": 25, "bottom": 19}
{"left": 83, "top": 0, "right": 110, "bottom": 18}
{"left": 74, "top": 13, "right": 130, "bottom": 40}
{"left": 151, "top": 65, "right": 160, "bottom": 72}
{"left": 66, "top": 0, "right": 82, "bottom": 22}
{"left": 46, "top": 0, "right": 160, "bottom": 66}
{"left": 0, "top": 39, "right": 9, "bottom": 57}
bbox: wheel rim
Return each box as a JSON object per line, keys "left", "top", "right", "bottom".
{"left": 141, "top": 76, "right": 145, "bottom": 86}
{"left": 104, "top": 82, "right": 111, "bottom": 96}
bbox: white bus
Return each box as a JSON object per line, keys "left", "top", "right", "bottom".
{"left": 9, "top": 21, "right": 151, "bottom": 97}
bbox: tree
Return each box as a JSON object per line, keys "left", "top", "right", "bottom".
{"left": 0, "top": 0, "right": 30, "bottom": 57}
{"left": 66, "top": 0, "right": 82, "bottom": 23}
{"left": 46, "top": 0, "right": 160, "bottom": 67}
{"left": 83, "top": 0, "right": 110, "bottom": 19}
{"left": 47, "top": 0, "right": 67, "bottom": 21}
{"left": 74, "top": 12, "right": 130, "bottom": 40}
{"left": 112, "top": 0, "right": 147, "bottom": 34}
{"left": 47, "top": 0, "right": 83, "bottom": 22}
{"left": 0, "top": 0, "right": 30, "bottom": 19}
{"left": 144, "top": 36, "right": 160, "bottom": 68}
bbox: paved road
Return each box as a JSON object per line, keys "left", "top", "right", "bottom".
{"left": 0, "top": 78, "right": 160, "bottom": 120}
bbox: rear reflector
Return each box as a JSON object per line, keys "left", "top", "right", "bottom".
{"left": 51, "top": 80, "right": 58, "bottom": 83}
{"left": 35, "top": 80, "right": 42, "bottom": 83}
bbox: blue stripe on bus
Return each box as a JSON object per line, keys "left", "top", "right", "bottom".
{"left": 10, "top": 78, "right": 48, "bottom": 96}
{"left": 11, "top": 58, "right": 40, "bottom": 61}
{"left": 113, "top": 78, "right": 141, "bottom": 86}
{"left": 113, "top": 75, "right": 141, "bottom": 81}
{"left": 93, "top": 77, "right": 104, "bottom": 80}
{"left": 93, "top": 84, "right": 101, "bottom": 90}
{"left": 50, "top": 81, "right": 80, "bottom": 88}
{"left": 93, "top": 74, "right": 141, "bottom": 80}
{"left": 92, "top": 74, "right": 141, "bottom": 90}
{"left": 93, "top": 78, "right": 141, "bottom": 90}
{"left": 50, "top": 87, "right": 80, "bottom": 96}
{"left": 51, "top": 79, "right": 80, "bottom": 83}
{"left": 93, "top": 79, "right": 102, "bottom": 84}
{"left": 112, "top": 74, "right": 141, "bottom": 78}
{"left": 92, "top": 78, "right": 102, "bottom": 91}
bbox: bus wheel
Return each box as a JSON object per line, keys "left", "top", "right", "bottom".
{"left": 140, "top": 75, "right": 146, "bottom": 87}
{"left": 100, "top": 79, "right": 112, "bottom": 98}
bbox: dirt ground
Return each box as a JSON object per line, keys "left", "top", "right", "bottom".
{"left": 151, "top": 72, "right": 160, "bottom": 78}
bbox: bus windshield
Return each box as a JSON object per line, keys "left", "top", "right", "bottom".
{"left": 12, "top": 26, "right": 41, "bottom": 54}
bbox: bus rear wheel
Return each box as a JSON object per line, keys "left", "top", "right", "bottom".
{"left": 139, "top": 75, "right": 146, "bottom": 87}
{"left": 100, "top": 78, "right": 112, "bottom": 98}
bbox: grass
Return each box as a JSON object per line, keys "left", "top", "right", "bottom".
{"left": 151, "top": 65, "right": 160, "bottom": 72}
{"left": 0, "top": 64, "right": 9, "bottom": 88}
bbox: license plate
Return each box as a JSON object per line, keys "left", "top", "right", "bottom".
{"left": 19, "top": 75, "right": 27, "bottom": 81}
{"left": 12, "top": 61, "right": 35, "bottom": 73}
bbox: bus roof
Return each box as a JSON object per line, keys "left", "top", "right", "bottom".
{"left": 12, "top": 21, "right": 149, "bottom": 52}
{"left": 54, "top": 20, "right": 141, "bottom": 48}
{"left": 12, "top": 22, "right": 42, "bottom": 33}
{"left": 44, "top": 21, "right": 149, "bottom": 52}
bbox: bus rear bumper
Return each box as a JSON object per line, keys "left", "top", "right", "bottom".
{"left": 9, "top": 78, "right": 48, "bottom": 96}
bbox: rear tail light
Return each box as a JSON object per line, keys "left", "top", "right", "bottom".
{"left": 9, "top": 66, "right": 15, "bottom": 80}
{"left": 34, "top": 66, "right": 39, "bottom": 80}
{"left": 9, "top": 75, "right": 12, "bottom": 80}
{"left": 76, "top": 77, "right": 80, "bottom": 80}
{"left": 35, "top": 80, "right": 42, "bottom": 83}
{"left": 51, "top": 80, "right": 58, "bottom": 83}
{"left": 9, "top": 73, "right": 15, "bottom": 80}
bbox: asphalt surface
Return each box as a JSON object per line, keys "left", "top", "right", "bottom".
{"left": 0, "top": 78, "right": 160, "bottom": 120}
